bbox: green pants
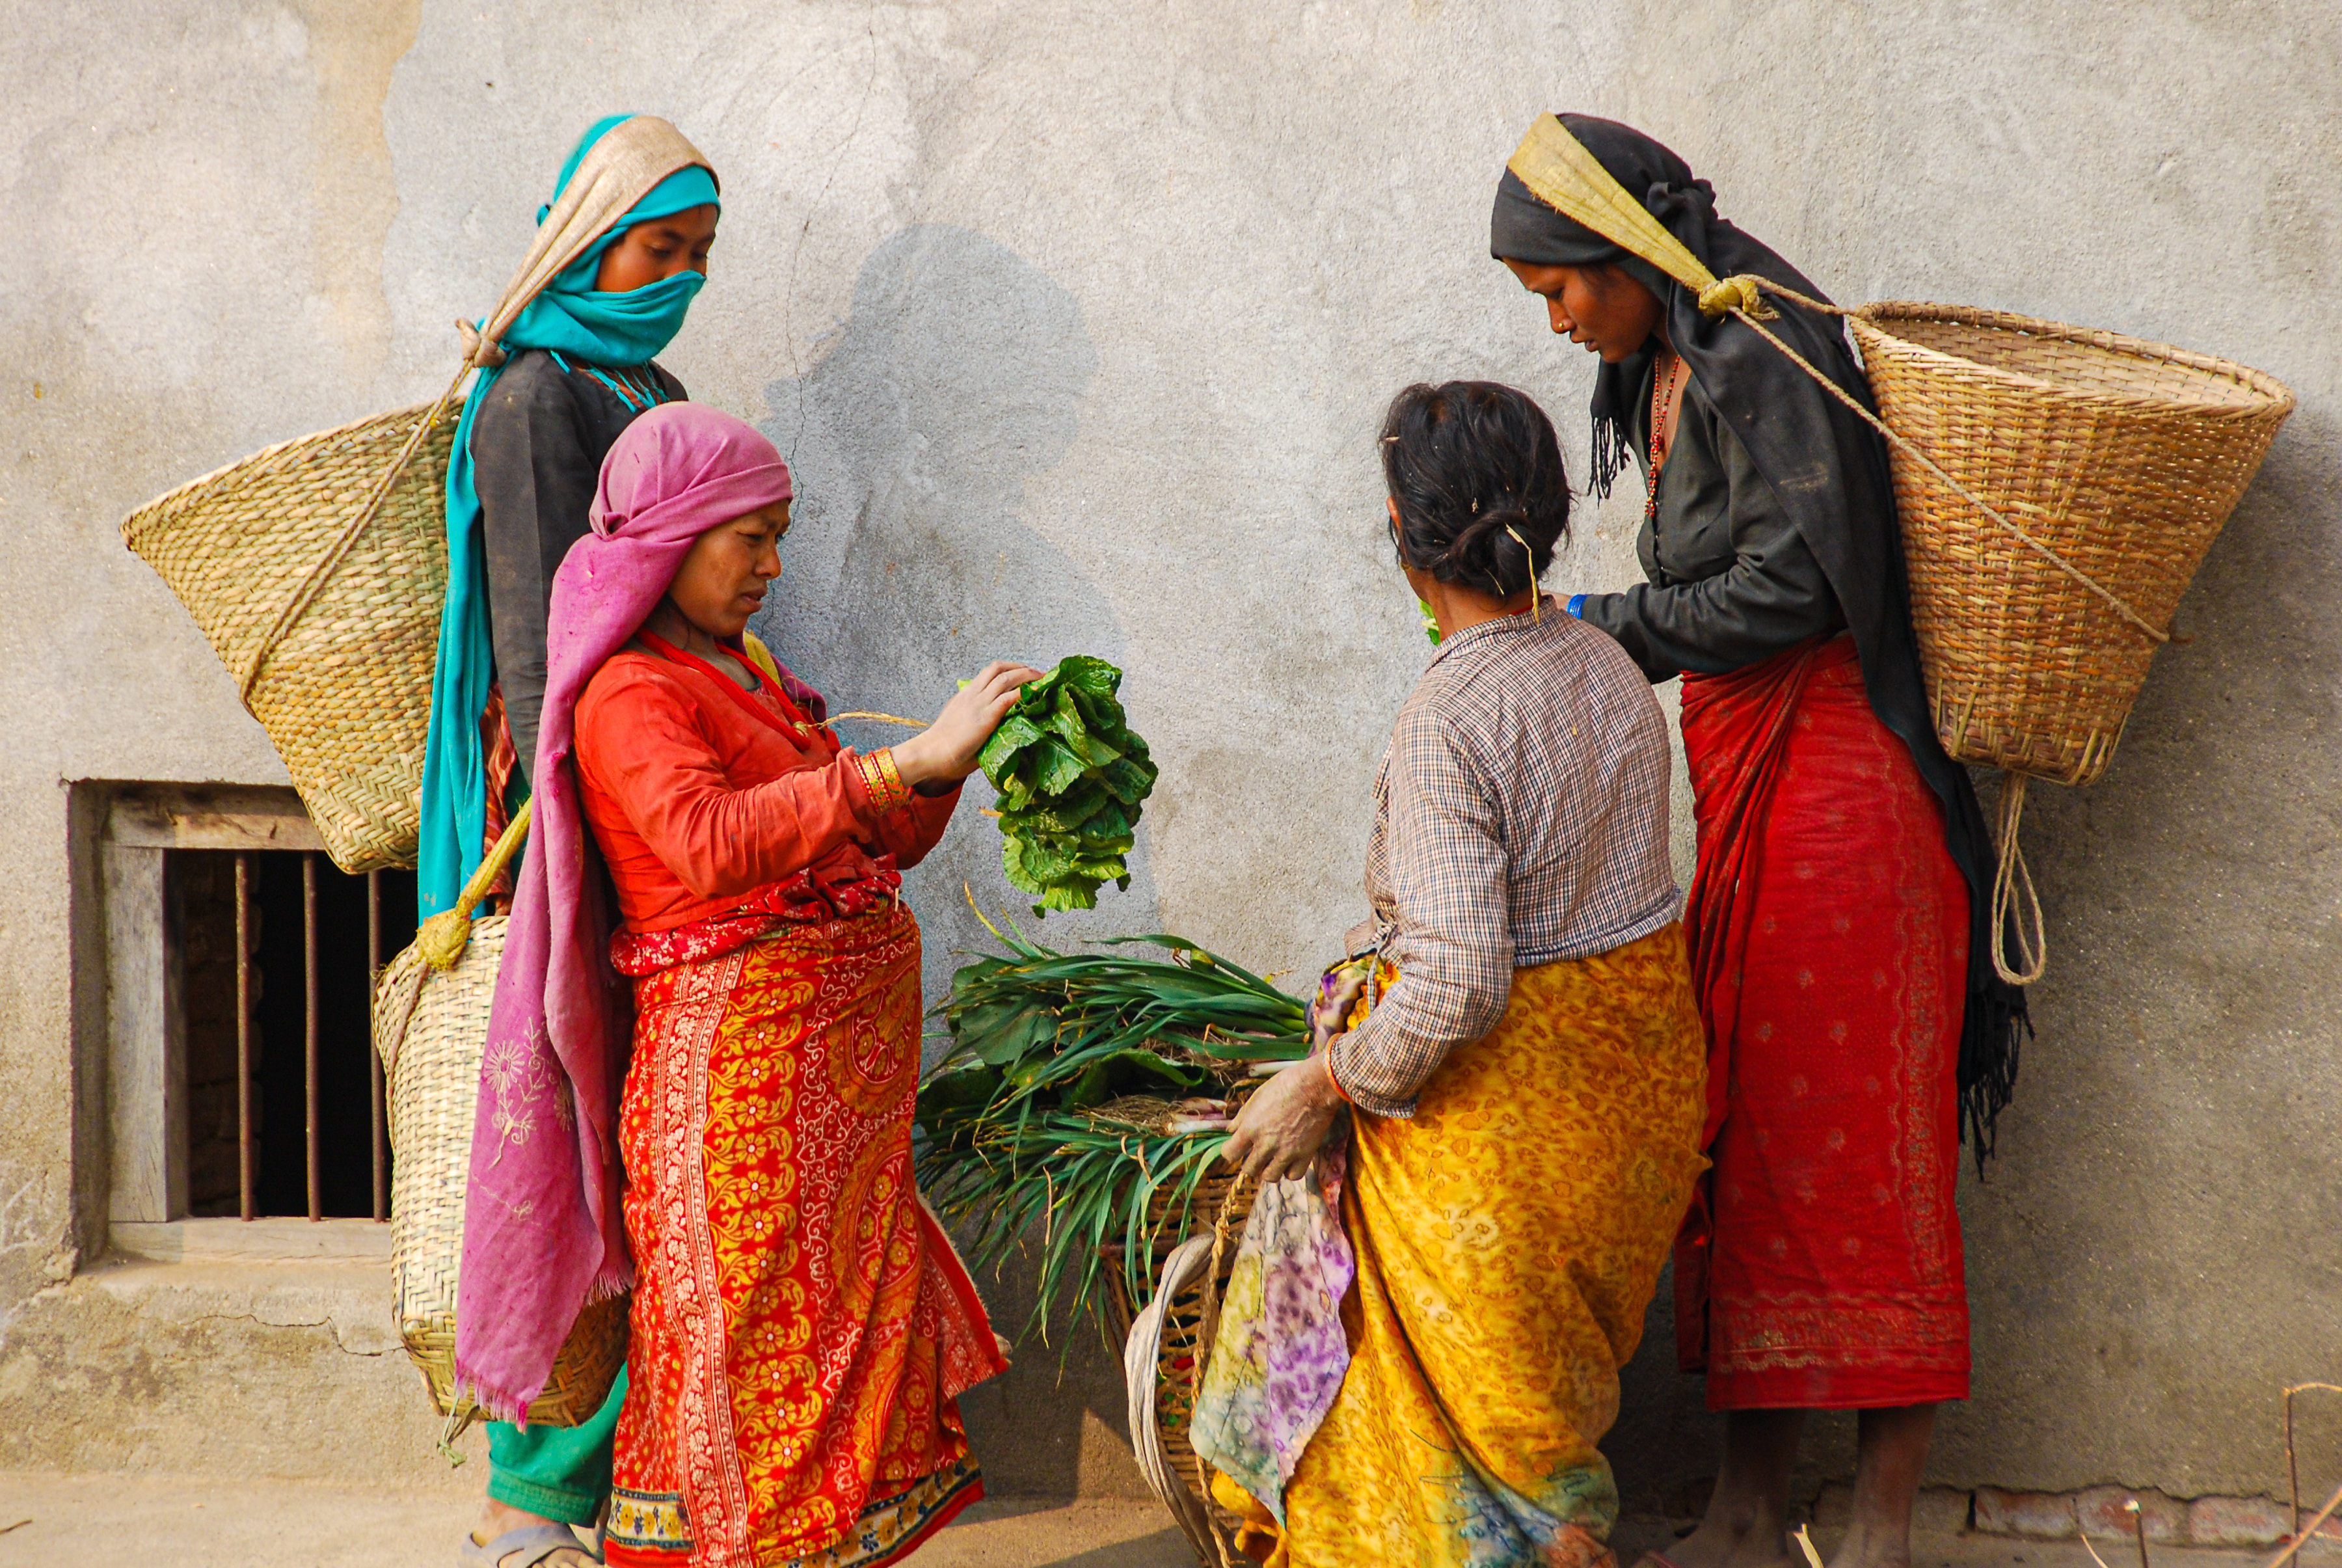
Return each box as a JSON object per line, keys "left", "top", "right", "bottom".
{"left": 485, "top": 1367, "right": 627, "bottom": 1526}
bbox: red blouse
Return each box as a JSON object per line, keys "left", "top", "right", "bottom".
{"left": 572, "top": 639, "right": 958, "bottom": 934}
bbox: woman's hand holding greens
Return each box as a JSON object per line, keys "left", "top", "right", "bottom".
{"left": 1223, "top": 973, "right": 1360, "bottom": 1185}
{"left": 893, "top": 660, "right": 1044, "bottom": 790}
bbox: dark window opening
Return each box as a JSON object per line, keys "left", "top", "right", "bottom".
{"left": 170, "top": 850, "right": 418, "bottom": 1220}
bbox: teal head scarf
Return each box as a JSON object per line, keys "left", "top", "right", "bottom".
{"left": 418, "top": 114, "right": 720, "bottom": 919}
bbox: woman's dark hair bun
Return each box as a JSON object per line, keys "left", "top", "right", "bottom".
{"left": 1380, "top": 381, "right": 1571, "bottom": 601}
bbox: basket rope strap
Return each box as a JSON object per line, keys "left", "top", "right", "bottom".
{"left": 1188, "top": 1171, "right": 1252, "bottom": 1568}
{"left": 411, "top": 796, "right": 533, "bottom": 973}
{"left": 1502, "top": 115, "right": 2169, "bottom": 649}
{"left": 1713, "top": 282, "right": 2171, "bottom": 647}
{"left": 1989, "top": 772, "right": 2047, "bottom": 986}
{"left": 435, "top": 1404, "right": 479, "bottom": 1467}
{"left": 1188, "top": 1171, "right": 1252, "bottom": 1411}
{"left": 235, "top": 362, "right": 471, "bottom": 701}
{"left": 820, "top": 710, "right": 930, "bottom": 729}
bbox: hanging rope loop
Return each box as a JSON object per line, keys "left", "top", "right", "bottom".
{"left": 1989, "top": 771, "right": 2048, "bottom": 986}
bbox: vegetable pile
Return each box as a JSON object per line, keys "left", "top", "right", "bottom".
{"left": 978, "top": 656, "right": 1156, "bottom": 915}
{"left": 915, "top": 913, "right": 1310, "bottom": 1334}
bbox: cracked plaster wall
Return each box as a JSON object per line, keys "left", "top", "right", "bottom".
{"left": 3, "top": 0, "right": 2339, "bottom": 1504}
{"left": 0, "top": 1256, "right": 474, "bottom": 1488}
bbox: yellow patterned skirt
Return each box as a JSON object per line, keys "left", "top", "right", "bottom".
{"left": 1213, "top": 923, "right": 1708, "bottom": 1568}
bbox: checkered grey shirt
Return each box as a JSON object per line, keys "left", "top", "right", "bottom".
{"left": 1328, "top": 603, "right": 1681, "bottom": 1117}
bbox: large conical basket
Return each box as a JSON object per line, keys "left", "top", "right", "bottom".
{"left": 374, "top": 804, "right": 627, "bottom": 1435}
{"left": 1848, "top": 304, "right": 2293, "bottom": 787}
{"left": 121, "top": 401, "right": 455, "bottom": 874}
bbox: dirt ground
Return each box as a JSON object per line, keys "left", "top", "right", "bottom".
{"left": 0, "top": 1472, "right": 2308, "bottom": 1568}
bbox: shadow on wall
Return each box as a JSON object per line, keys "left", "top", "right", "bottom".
{"left": 748, "top": 225, "right": 1153, "bottom": 1495}
{"left": 748, "top": 223, "right": 1163, "bottom": 1013}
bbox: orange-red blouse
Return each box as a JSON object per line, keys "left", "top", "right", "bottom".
{"left": 572, "top": 638, "right": 958, "bottom": 934}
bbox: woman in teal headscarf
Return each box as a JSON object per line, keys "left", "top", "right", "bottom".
{"left": 424, "top": 113, "right": 720, "bottom": 1568}
{"left": 420, "top": 111, "right": 720, "bottom": 925}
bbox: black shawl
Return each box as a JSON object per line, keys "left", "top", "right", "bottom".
{"left": 1492, "top": 114, "right": 2026, "bottom": 1158}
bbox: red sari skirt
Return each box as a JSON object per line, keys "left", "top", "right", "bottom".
{"left": 605, "top": 906, "right": 1008, "bottom": 1567}
{"left": 1671, "top": 634, "right": 1971, "bottom": 1411}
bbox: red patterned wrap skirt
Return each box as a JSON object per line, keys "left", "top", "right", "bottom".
{"left": 1672, "top": 634, "right": 1972, "bottom": 1411}
{"left": 606, "top": 905, "right": 1008, "bottom": 1567}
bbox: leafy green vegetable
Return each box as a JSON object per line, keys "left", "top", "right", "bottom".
{"left": 914, "top": 916, "right": 1310, "bottom": 1338}
{"left": 978, "top": 656, "right": 1157, "bottom": 915}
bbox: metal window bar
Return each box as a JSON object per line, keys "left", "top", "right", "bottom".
{"left": 236, "top": 852, "right": 256, "bottom": 1223}
{"left": 304, "top": 853, "right": 322, "bottom": 1223}
{"left": 368, "top": 870, "right": 388, "bottom": 1223}
{"left": 228, "top": 849, "right": 391, "bottom": 1223}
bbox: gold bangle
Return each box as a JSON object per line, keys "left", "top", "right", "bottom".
{"left": 855, "top": 748, "right": 911, "bottom": 813}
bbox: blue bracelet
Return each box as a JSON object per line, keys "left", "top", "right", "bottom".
{"left": 1566, "top": 593, "right": 1587, "bottom": 619}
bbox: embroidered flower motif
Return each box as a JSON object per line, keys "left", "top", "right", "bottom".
{"left": 483, "top": 1022, "right": 561, "bottom": 1156}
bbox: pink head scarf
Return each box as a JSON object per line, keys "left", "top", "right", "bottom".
{"left": 455, "top": 402, "right": 793, "bottom": 1418}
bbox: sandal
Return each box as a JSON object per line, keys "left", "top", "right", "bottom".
{"left": 461, "top": 1522, "right": 604, "bottom": 1568}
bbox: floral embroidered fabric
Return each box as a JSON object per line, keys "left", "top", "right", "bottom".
{"left": 606, "top": 908, "right": 1006, "bottom": 1567}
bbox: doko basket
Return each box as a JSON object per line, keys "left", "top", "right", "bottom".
{"left": 374, "top": 805, "right": 626, "bottom": 1435}
{"left": 122, "top": 401, "right": 457, "bottom": 873}
{"left": 1848, "top": 304, "right": 2294, "bottom": 786}
{"left": 1104, "top": 1169, "right": 1258, "bottom": 1568}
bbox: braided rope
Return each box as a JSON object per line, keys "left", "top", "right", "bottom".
{"left": 235, "top": 118, "right": 713, "bottom": 705}
{"left": 1706, "top": 278, "right": 2170, "bottom": 647}
{"left": 236, "top": 363, "right": 472, "bottom": 701}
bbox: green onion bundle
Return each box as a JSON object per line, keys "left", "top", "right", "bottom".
{"left": 915, "top": 913, "right": 1309, "bottom": 1334}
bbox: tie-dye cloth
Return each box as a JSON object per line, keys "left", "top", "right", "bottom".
{"left": 1187, "top": 1142, "right": 1355, "bottom": 1524}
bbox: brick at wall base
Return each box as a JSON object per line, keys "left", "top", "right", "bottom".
{"left": 1974, "top": 1487, "right": 2079, "bottom": 1539}
{"left": 2188, "top": 1495, "right": 2296, "bottom": 1548}
{"left": 1816, "top": 1485, "right": 1973, "bottom": 1536}
{"left": 1971, "top": 1485, "right": 2341, "bottom": 1549}
{"left": 2076, "top": 1487, "right": 2188, "bottom": 1543}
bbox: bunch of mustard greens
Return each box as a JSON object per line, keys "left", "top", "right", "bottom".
{"left": 978, "top": 656, "right": 1156, "bottom": 915}
{"left": 915, "top": 915, "right": 1310, "bottom": 1335}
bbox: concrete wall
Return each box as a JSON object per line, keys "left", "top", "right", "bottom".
{"left": 3, "top": 0, "right": 2337, "bottom": 1507}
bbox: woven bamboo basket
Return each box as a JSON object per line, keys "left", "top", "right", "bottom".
{"left": 375, "top": 804, "right": 626, "bottom": 1435}
{"left": 122, "top": 401, "right": 456, "bottom": 874}
{"left": 1848, "top": 304, "right": 2294, "bottom": 787}
{"left": 1103, "top": 1169, "right": 1258, "bottom": 1568}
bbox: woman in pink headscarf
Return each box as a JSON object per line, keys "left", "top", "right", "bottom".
{"left": 458, "top": 402, "right": 1032, "bottom": 1567}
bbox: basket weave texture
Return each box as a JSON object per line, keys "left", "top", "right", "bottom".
{"left": 1850, "top": 304, "right": 2293, "bottom": 785}
{"left": 1104, "top": 1170, "right": 1258, "bottom": 1568}
{"left": 375, "top": 885, "right": 625, "bottom": 1429}
{"left": 122, "top": 402, "right": 455, "bottom": 873}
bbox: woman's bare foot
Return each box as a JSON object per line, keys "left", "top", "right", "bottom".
{"left": 1665, "top": 1409, "right": 1807, "bottom": 1568}
{"left": 472, "top": 1498, "right": 599, "bottom": 1567}
{"left": 1826, "top": 1405, "right": 1938, "bottom": 1568}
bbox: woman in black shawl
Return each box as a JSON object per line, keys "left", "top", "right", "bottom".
{"left": 1490, "top": 115, "right": 2026, "bottom": 1568}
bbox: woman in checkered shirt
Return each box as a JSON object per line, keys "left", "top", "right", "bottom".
{"left": 1204, "top": 381, "right": 1709, "bottom": 1568}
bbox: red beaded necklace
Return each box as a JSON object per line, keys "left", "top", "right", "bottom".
{"left": 1643, "top": 348, "right": 1686, "bottom": 526}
